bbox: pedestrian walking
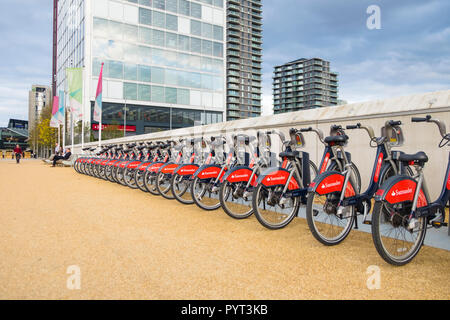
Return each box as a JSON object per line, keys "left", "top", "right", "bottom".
{"left": 13, "top": 144, "right": 22, "bottom": 164}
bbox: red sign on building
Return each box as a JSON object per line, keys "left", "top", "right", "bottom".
{"left": 92, "top": 124, "right": 136, "bottom": 132}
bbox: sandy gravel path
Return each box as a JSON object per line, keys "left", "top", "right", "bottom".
{"left": 0, "top": 160, "right": 448, "bottom": 299}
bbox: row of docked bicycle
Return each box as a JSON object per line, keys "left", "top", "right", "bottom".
{"left": 74, "top": 115, "right": 449, "bottom": 266}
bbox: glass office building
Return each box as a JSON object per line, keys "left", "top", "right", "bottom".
{"left": 55, "top": 0, "right": 226, "bottom": 143}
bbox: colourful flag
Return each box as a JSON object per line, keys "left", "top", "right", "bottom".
{"left": 93, "top": 63, "right": 104, "bottom": 123}
{"left": 57, "top": 90, "right": 65, "bottom": 125}
{"left": 67, "top": 68, "right": 83, "bottom": 121}
{"left": 50, "top": 96, "right": 59, "bottom": 128}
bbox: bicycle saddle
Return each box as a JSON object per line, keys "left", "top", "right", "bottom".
{"left": 399, "top": 151, "right": 428, "bottom": 164}
{"left": 324, "top": 135, "right": 348, "bottom": 144}
{"left": 279, "top": 151, "right": 300, "bottom": 159}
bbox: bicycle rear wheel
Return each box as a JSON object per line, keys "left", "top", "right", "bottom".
{"left": 124, "top": 168, "right": 138, "bottom": 188}
{"left": 306, "top": 187, "right": 356, "bottom": 246}
{"left": 371, "top": 201, "right": 427, "bottom": 266}
{"left": 116, "top": 167, "right": 127, "bottom": 185}
{"left": 252, "top": 184, "right": 300, "bottom": 229}
{"left": 219, "top": 180, "right": 253, "bottom": 219}
{"left": 171, "top": 173, "right": 194, "bottom": 204}
{"left": 144, "top": 171, "right": 159, "bottom": 195}
{"left": 157, "top": 172, "right": 175, "bottom": 199}
{"left": 135, "top": 169, "right": 147, "bottom": 192}
{"left": 191, "top": 176, "right": 221, "bottom": 211}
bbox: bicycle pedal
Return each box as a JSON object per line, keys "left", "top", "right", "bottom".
{"left": 363, "top": 220, "right": 372, "bottom": 225}
{"left": 313, "top": 209, "right": 319, "bottom": 217}
{"left": 431, "top": 221, "right": 448, "bottom": 228}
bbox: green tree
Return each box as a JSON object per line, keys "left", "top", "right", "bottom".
{"left": 29, "top": 101, "right": 58, "bottom": 156}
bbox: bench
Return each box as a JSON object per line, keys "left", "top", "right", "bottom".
{"left": 55, "top": 154, "right": 75, "bottom": 167}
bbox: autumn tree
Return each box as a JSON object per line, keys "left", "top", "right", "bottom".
{"left": 29, "top": 100, "right": 58, "bottom": 157}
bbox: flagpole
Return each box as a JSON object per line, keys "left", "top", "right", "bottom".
{"left": 71, "top": 112, "right": 74, "bottom": 151}
{"left": 63, "top": 70, "right": 67, "bottom": 151}
{"left": 99, "top": 113, "right": 102, "bottom": 147}
{"left": 81, "top": 66, "right": 85, "bottom": 150}
{"left": 99, "top": 63, "right": 104, "bottom": 147}
{"left": 96, "top": 62, "right": 104, "bottom": 147}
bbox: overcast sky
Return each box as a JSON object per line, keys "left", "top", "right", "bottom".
{"left": 0, "top": 0, "right": 449, "bottom": 125}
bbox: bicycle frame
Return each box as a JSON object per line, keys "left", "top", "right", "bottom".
{"left": 220, "top": 133, "right": 266, "bottom": 196}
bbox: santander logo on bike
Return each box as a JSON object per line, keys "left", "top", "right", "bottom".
{"left": 391, "top": 187, "right": 413, "bottom": 197}
{"left": 321, "top": 180, "right": 341, "bottom": 189}
{"left": 231, "top": 174, "right": 249, "bottom": 180}
{"left": 266, "top": 176, "right": 285, "bottom": 182}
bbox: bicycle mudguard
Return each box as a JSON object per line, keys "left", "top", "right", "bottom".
{"left": 374, "top": 175, "right": 428, "bottom": 208}
{"left": 119, "top": 161, "right": 132, "bottom": 168}
{"left": 308, "top": 171, "right": 356, "bottom": 197}
{"left": 126, "top": 161, "right": 142, "bottom": 169}
{"left": 100, "top": 159, "right": 109, "bottom": 166}
{"left": 106, "top": 160, "right": 119, "bottom": 166}
{"left": 220, "top": 166, "right": 258, "bottom": 186}
{"left": 174, "top": 164, "right": 199, "bottom": 176}
{"left": 255, "top": 167, "right": 300, "bottom": 190}
{"left": 147, "top": 161, "right": 166, "bottom": 173}
{"left": 159, "top": 162, "right": 179, "bottom": 174}
{"left": 137, "top": 161, "right": 153, "bottom": 171}
{"left": 193, "top": 164, "right": 226, "bottom": 180}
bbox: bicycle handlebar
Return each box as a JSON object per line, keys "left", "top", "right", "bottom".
{"left": 411, "top": 115, "right": 447, "bottom": 139}
{"left": 346, "top": 123, "right": 376, "bottom": 141}
{"left": 388, "top": 120, "right": 402, "bottom": 126}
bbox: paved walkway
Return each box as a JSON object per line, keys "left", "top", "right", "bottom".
{"left": 0, "top": 160, "right": 449, "bottom": 299}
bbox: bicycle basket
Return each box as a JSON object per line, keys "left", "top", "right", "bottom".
{"left": 289, "top": 131, "right": 305, "bottom": 149}
{"left": 329, "top": 125, "right": 348, "bottom": 146}
{"left": 381, "top": 124, "right": 404, "bottom": 147}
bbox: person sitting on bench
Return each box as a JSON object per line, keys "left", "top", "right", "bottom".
{"left": 53, "top": 148, "right": 71, "bottom": 167}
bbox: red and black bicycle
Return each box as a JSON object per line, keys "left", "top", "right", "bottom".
{"left": 306, "top": 120, "right": 411, "bottom": 246}
{"left": 371, "top": 115, "right": 449, "bottom": 265}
